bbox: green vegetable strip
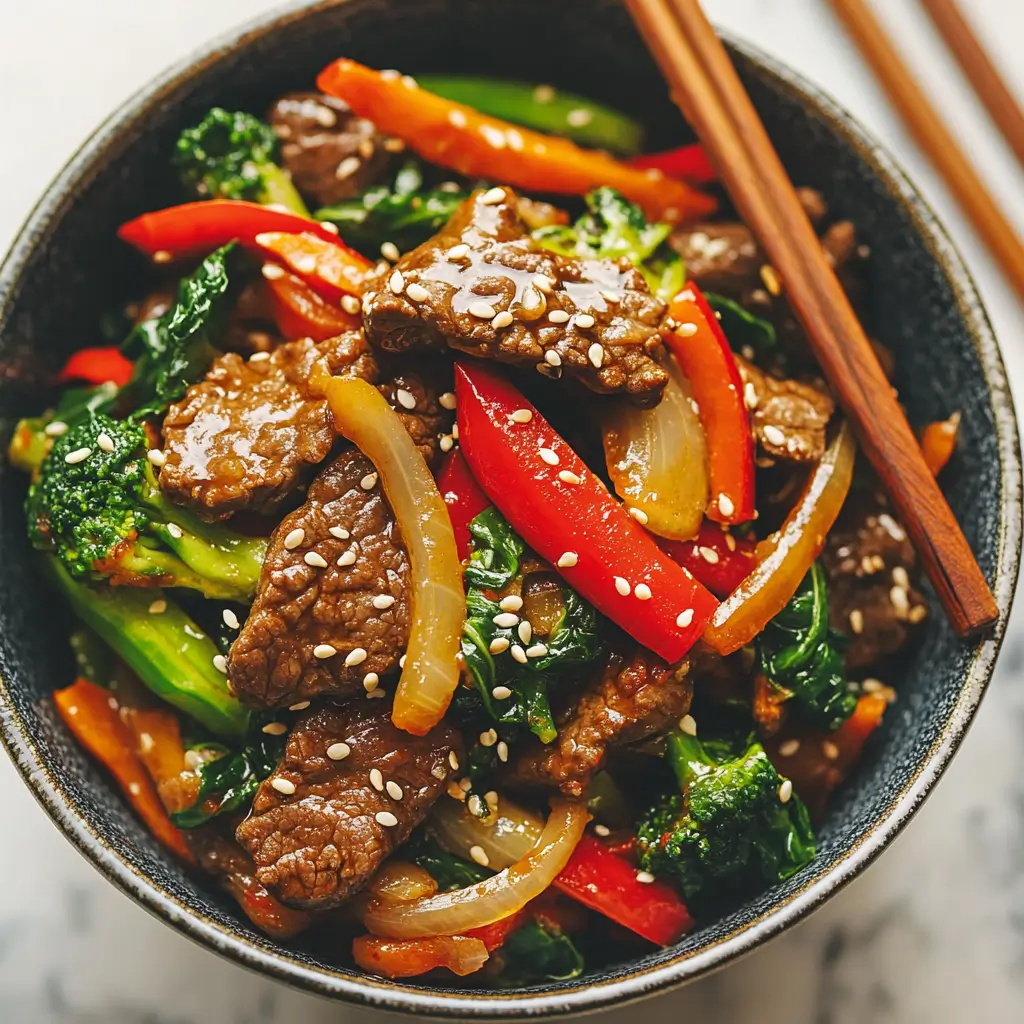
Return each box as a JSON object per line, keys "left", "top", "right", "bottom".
{"left": 704, "top": 292, "right": 776, "bottom": 356}
{"left": 416, "top": 76, "right": 644, "bottom": 155}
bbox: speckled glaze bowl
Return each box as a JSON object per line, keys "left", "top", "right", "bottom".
{"left": 0, "top": 0, "right": 1019, "bottom": 1016}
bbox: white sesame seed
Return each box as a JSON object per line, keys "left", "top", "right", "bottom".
{"left": 586, "top": 342, "right": 603, "bottom": 368}
{"left": 628, "top": 507, "right": 649, "bottom": 525}
{"left": 467, "top": 794, "right": 484, "bottom": 816}
{"left": 404, "top": 282, "right": 429, "bottom": 303}
{"left": 400, "top": 654, "right": 407, "bottom": 669}
{"left": 386, "top": 780, "right": 404, "bottom": 800}
{"left": 261, "top": 263, "right": 285, "bottom": 280}
{"left": 360, "top": 473, "right": 378, "bottom": 490}
{"left": 849, "top": 609, "right": 864, "bottom": 635}
{"left": 439, "top": 435, "right": 455, "bottom": 453}
{"left": 566, "top": 107, "right": 594, "bottom": 127}
{"left": 340, "top": 293, "right": 362, "bottom": 315}
{"left": 337, "top": 549, "right": 357, "bottom": 567}
{"left": 677, "top": 608, "right": 695, "bottom": 628}
{"left": 600, "top": 290, "right": 621, "bottom": 304}
{"left": 468, "top": 301, "right": 497, "bottom": 320}
{"left": 548, "top": 309, "right": 570, "bottom": 324}
{"left": 438, "top": 391, "right": 456, "bottom": 410}
{"left": 538, "top": 447, "right": 559, "bottom": 466}
{"left": 488, "top": 636, "right": 511, "bottom": 654}
{"left": 778, "top": 779, "right": 794, "bottom": 804}
{"left": 393, "top": 387, "right": 417, "bottom": 411}
{"left": 636, "top": 871, "right": 655, "bottom": 885}
{"left": 526, "top": 643, "right": 549, "bottom": 658}
{"left": 284, "top": 528, "right": 306, "bottom": 550}
{"left": 96, "top": 432, "right": 115, "bottom": 453}
{"left": 64, "top": 447, "right": 92, "bottom": 465}
{"left": 333, "top": 154, "right": 361, "bottom": 180}
{"left": 327, "top": 742, "right": 350, "bottom": 760}
{"left": 493, "top": 612, "right": 519, "bottom": 628}
{"left": 289, "top": 700, "right": 311, "bottom": 711}
{"left": 532, "top": 274, "right": 556, "bottom": 294}
{"left": 744, "top": 382, "right": 759, "bottom": 409}
{"left": 892, "top": 565, "right": 910, "bottom": 589}
{"left": 779, "top": 739, "right": 801, "bottom": 757}
{"left": 262, "top": 721, "right": 287, "bottom": 736}
{"left": 763, "top": 424, "right": 786, "bottom": 446}
{"left": 388, "top": 269, "right": 405, "bottom": 295}
{"left": 725, "top": 533, "right": 737, "bottom": 552}
{"left": 470, "top": 845, "right": 490, "bottom": 866}
{"left": 510, "top": 408, "right": 533, "bottom": 423}
{"left": 497, "top": 740, "right": 509, "bottom": 763}
{"left": 380, "top": 241, "right": 401, "bottom": 262}
{"left": 544, "top": 349, "right": 563, "bottom": 367}
{"left": 328, "top": 525, "right": 350, "bottom": 540}
{"left": 517, "top": 620, "right": 533, "bottom": 644}
{"left": 292, "top": 254, "right": 318, "bottom": 275}
{"left": 363, "top": 672, "right": 380, "bottom": 692}
{"left": 558, "top": 470, "right": 581, "bottom": 485}
{"left": 449, "top": 750, "right": 460, "bottom": 771}
{"left": 370, "top": 768, "right": 384, "bottom": 791}
{"left": 557, "top": 551, "right": 579, "bottom": 568}
{"left": 147, "top": 599, "right": 167, "bottom": 616}
{"left": 677, "top": 322, "right": 698, "bottom": 338}
{"left": 376, "top": 811, "right": 399, "bottom": 827}
{"left": 222, "top": 608, "right": 240, "bottom": 630}
{"left": 345, "top": 647, "right": 368, "bottom": 667}
{"left": 480, "top": 729, "right": 498, "bottom": 747}
{"left": 576, "top": 314, "right": 596, "bottom": 330}
{"left": 153, "top": 250, "right": 173, "bottom": 264}
{"left": 717, "top": 493, "right": 735, "bottom": 518}
{"left": 491, "top": 310, "right": 514, "bottom": 329}
{"left": 372, "top": 594, "right": 396, "bottom": 610}
{"left": 909, "top": 605, "right": 928, "bottom": 624}
{"left": 44, "top": 421, "right": 68, "bottom": 437}
{"left": 166, "top": 523, "right": 183, "bottom": 539}
{"left": 481, "top": 186, "right": 507, "bottom": 206}
{"left": 208, "top": 653, "right": 226, "bottom": 674}
{"left": 534, "top": 84, "right": 556, "bottom": 103}
{"left": 304, "top": 551, "right": 328, "bottom": 568}
{"left": 822, "top": 740, "right": 840, "bottom": 761}
{"left": 679, "top": 714, "right": 697, "bottom": 736}
{"left": 634, "top": 583, "right": 652, "bottom": 601}
{"left": 492, "top": 685, "right": 513, "bottom": 700}
{"left": 594, "top": 823, "right": 611, "bottom": 837}
{"left": 699, "top": 546, "right": 720, "bottom": 565}
{"left": 510, "top": 644, "right": 528, "bottom": 664}
{"left": 313, "top": 644, "right": 337, "bottom": 660}
{"left": 271, "top": 778, "right": 296, "bottom": 795}
{"left": 499, "top": 595, "right": 523, "bottom": 612}
{"left": 448, "top": 109, "right": 468, "bottom": 128}
{"left": 446, "top": 243, "right": 470, "bottom": 260}
{"left": 890, "top": 586, "right": 910, "bottom": 616}
{"left": 614, "top": 577, "right": 631, "bottom": 596}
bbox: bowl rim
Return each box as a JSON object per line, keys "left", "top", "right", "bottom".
{"left": 0, "top": 0, "right": 1020, "bottom": 1016}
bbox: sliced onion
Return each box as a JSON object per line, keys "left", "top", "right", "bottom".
{"left": 363, "top": 799, "right": 587, "bottom": 938}
{"left": 521, "top": 573, "right": 565, "bottom": 638}
{"left": 311, "top": 366, "right": 466, "bottom": 735}
{"left": 431, "top": 795, "right": 543, "bottom": 870}
{"left": 352, "top": 934, "right": 490, "bottom": 978}
{"left": 602, "top": 354, "right": 708, "bottom": 541}
{"left": 370, "top": 861, "right": 439, "bottom": 902}
{"left": 703, "top": 421, "right": 856, "bottom": 655}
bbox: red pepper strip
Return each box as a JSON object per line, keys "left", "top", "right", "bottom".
{"left": 253, "top": 231, "right": 371, "bottom": 302}
{"left": 352, "top": 934, "right": 489, "bottom": 978}
{"left": 438, "top": 449, "right": 492, "bottom": 561}
{"left": 464, "top": 909, "right": 529, "bottom": 951}
{"left": 59, "top": 346, "right": 135, "bottom": 388}
{"left": 920, "top": 413, "right": 960, "bottom": 476}
{"left": 663, "top": 285, "right": 756, "bottom": 525}
{"left": 53, "top": 679, "right": 194, "bottom": 862}
{"left": 316, "top": 60, "right": 717, "bottom": 224}
{"left": 554, "top": 836, "right": 693, "bottom": 946}
{"left": 658, "top": 520, "right": 756, "bottom": 598}
{"left": 456, "top": 362, "right": 717, "bottom": 662}
{"left": 262, "top": 266, "right": 361, "bottom": 341}
{"left": 117, "top": 200, "right": 344, "bottom": 262}
{"left": 629, "top": 144, "right": 717, "bottom": 186}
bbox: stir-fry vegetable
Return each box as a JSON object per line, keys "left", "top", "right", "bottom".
{"left": 416, "top": 76, "right": 644, "bottom": 155}
{"left": 315, "top": 60, "right": 716, "bottom": 222}
{"left": 663, "top": 286, "right": 755, "bottom": 525}
{"left": 921, "top": 413, "right": 960, "bottom": 476}
{"left": 456, "top": 362, "right": 717, "bottom": 663}
{"left": 438, "top": 449, "right": 491, "bottom": 562}
{"left": 492, "top": 918, "right": 585, "bottom": 986}
{"left": 704, "top": 422, "right": 856, "bottom": 655}
{"left": 253, "top": 230, "right": 370, "bottom": 301}
{"left": 704, "top": 292, "right": 777, "bottom": 356}
{"left": 174, "top": 107, "right": 309, "bottom": 216}
{"left": 59, "top": 346, "right": 135, "bottom": 388}
{"left": 262, "top": 264, "right": 360, "bottom": 340}
{"left": 629, "top": 143, "right": 716, "bottom": 184}
{"left": 658, "top": 521, "right": 756, "bottom": 598}
{"left": 353, "top": 934, "right": 490, "bottom": 978}
{"left": 311, "top": 369, "right": 465, "bottom": 735}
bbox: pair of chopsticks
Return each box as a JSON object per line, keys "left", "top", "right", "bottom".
{"left": 829, "top": 0, "right": 1024, "bottom": 301}
{"left": 622, "top": 0, "right": 998, "bottom": 635}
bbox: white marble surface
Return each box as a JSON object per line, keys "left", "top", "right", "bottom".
{"left": 2, "top": 0, "right": 1024, "bottom": 1020}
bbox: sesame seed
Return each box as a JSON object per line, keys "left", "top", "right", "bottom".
{"left": 489, "top": 637, "right": 511, "bottom": 654}
{"left": 481, "top": 186, "right": 507, "bottom": 205}
{"left": 451, "top": 423, "right": 459, "bottom": 439}
{"left": 480, "top": 729, "right": 498, "bottom": 747}
{"left": 345, "top": 647, "right": 368, "bottom": 667}
{"left": 271, "top": 778, "right": 296, "bottom": 795}
{"left": 677, "top": 608, "right": 695, "bottom": 628}
{"left": 304, "top": 551, "right": 328, "bottom": 568}
{"left": 327, "top": 742, "right": 350, "bottom": 760}
{"left": 636, "top": 871, "right": 655, "bottom": 884}
{"left": 517, "top": 620, "right": 533, "bottom": 644}
{"left": 677, "top": 322, "right": 698, "bottom": 338}
{"left": 725, "top": 533, "right": 737, "bottom": 551}
{"left": 449, "top": 750, "right": 460, "bottom": 771}
{"left": 492, "top": 310, "right": 514, "bottom": 329}
{"left": 822, "top": 740, "right": 840, "bottom": 761}
{"left": 778, "top": 779, "right": 794, "bottom": 804}
{"left": 313, "top": 644, "right": 337, "bottom": 659}
{"left": 680, "top": 715, "right": 698, "bottom": 737}
{"left": 363, "top": 672, "right": 380, "bottom": 692}
{"left": 366, "top": 688, "right": 386, "bottom": 699}
{"left": 557, "top": 551, "right": 579, "bottom": 568}
{"left": 878, "top": 513, "right": 906, "bottom": 541}
{"left": 538, "top": 447, "right": 559, "bottom": 466}
{"left": 360, "top": 473, "right": 378, "bottom": 490}
{"left": 533, "top": 274, "right": 556, "bottom": 294}
{"left": 64, "top": 447, "right": 92, "bottom": 464}
{"left": 446, "top": 244, "right": 470, "bottom": 260}
{"left": 284, "top": 528, "right": 306, "bottom": 550}
{"left": 497, "top": 740, "right": 509, "bottom": 763}
{"left": 448, "top": 109, "right": 468, "bottom": 128}
{"left": 548, "top": 309, "right": 571, "bottom": 324}
{"left": 370, "top": 768, "right": 384, "bottom": 791}
{"left": 499, "top": 595, "right": 524, "bottom": 612}
{"left": 262, "top": 721, "right": 287, "bottom": 736}
{"left": 763, "top": 424, "right": 786, "bottom": 446}
{"left": 890, "top": 586, "right": 910, "bottom": 616}
{"left": 448, "top": 782, "right": 467, "bottom": 801}
{"left": 376, "top": 811, "right": 399, "bottom": 827}
{"left": 493, "top": 612, "right": 519, "bottom": 628}
{"left": 387, "top": 780, "right": 404, "bottom": 800}
{"left": 469, "top": 845, "right": 490, "bottom": 866}
{"left": 96, "top": 432, "right": 115, "bottom": 453}
{"left": 586, "top": 342, "right": 606, "bottom": 369}
{"left": 292, "top": 254, "right": 317, "bottom": 275}
{"left": 341, "top": 294, "right": 362, "bottom": 315}
{"left": 337, "top": 549, "right": 357, "bottom": 567}
{"left": 510, "top": 645, "right": 528, "bottom": 664}
{"left": 467, "top": 794, "right": 484, "bottom": 816}
{"left": 908, "top": 605, "right": 928, "bottom": 624}
{"left": 166, "top": 523, "right": 183, "bottom": 540}
{"left": 148, "top": 599, "right": 167, "bottom": 615}
{"left": 388, "top": 269, "right": 405, "bottom": 294}
{"left": 439, "top": 391, "right": 457, "bottom": 410}
{"left": 261, "top": 263, "right": 285, "bottom": 280}
{"left": 153, "top": 250, "right": 173, "bottom": 264}
{"left": 614, "top": 577, "right": 631, "bottom": 596}
{"left": 744, "top": 382, "right": 759, "bottom": 409}
{"left": 45, "top": 421, "right": 68, "bottom": 437}
{"left": 634, "top": 583, "right": 652, "bottom": 600}
{"left": 510, "top": 408, "right": 533, "bottom": 423}
{"left": 358, "top": 138, "right": 375, "bottom": 159}
{"left": 778, "top": 739, "right": 801, "bottom": 757}
{"left": 329, "top": 525, "right": 350, "bottom": 540}
{"left": 699, "top": 546, "right": 720, "bottom": 565}
{"left": 290, "top": 700, "right": 311, "bottom": 711}
{"left": 395, "top": 387, "right": 417, "bottom": 410}
{"left": 628, "top": 507, "right": 649, "bottom": 525}
{"left": 405, "top": 283, "right": 429, "bottom": 303}
{"left": 558, "top": 470, "right": 581, "bottom": 485}
{"left": 481, "top": 125, "right": 507, "bottom": 148}
{"left": 211, "top": 654, "right": 227, "bottom": 675}
{"left": 849, "top": 609, "right": 864, "bottom": 634}
{"left": 593, "top": 824, "right": 611, "bottom": 838}
{"left": 526, "top": 643, "right": 549, "bottom": 658}
{"left": 566, "top": 107, "right": 593, "bottom": 127}
{"left": 372, "top": 594, "right": 396, "bottom": 610}
{"left": 439, "top": 435, "right": 455, "bottom": 453}
{"left": 380, "top": 241, "right": 401, "bottom": 262}
{"left": 576, "top": 314, "right": 596, "bottom": 330}
{"left": 760, "top": 265, "right": 782, "bottom": 295}
{"left": 492, "top": 685, "right": 513, "bottom": 700}
{"left": 718, "top": 493, "right": 735, "bottom": 518}
{"left": 468, "top": 301, "right": 497, "bottom": 319}
{"left": 892, "top": 566, "right": 910, "bottom": 589}
{"left": 223, "top": 608, "right": 240, "bottom": 630}
{"left": 400, "top": 655, "right": 407, "bottom": 669}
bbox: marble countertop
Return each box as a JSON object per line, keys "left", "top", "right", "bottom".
{"left": 2, "top": 1, "right": 1024, "bottom": 1020}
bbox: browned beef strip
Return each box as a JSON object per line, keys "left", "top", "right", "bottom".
{"left": 159, "top": 331, "right": 377, "bottom": 519}
{"left": 362, "top": 186, "right": 669, "bottom": 407}
{"left": 375, "top": 366, "right": 451, "bottom": 468}
{"left": 822, "top": 489, "right": 926, "bottom": 671}
{"left": 509, "top": 649, "right": 693, "bottom": 797}
{"left": 736, "top": 355, "right": 834, "bottom": 462}
{"left": 268, "top": 92, "right": 401, "bottom": 208}
{"left": 228, "top": 450, "right": 410, "bottom": 709}
{"left": 235, "top": 700, "right": 460, "bottom": 909}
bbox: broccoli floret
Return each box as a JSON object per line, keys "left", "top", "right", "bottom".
{"left": 27, "top": 414, "right": 266, "bottom": 601}
{"left": 636, "top": 730, "right": 815, "bottom": 912}
{"left": 174, "top": 107, "right": 309, "bottom": 215}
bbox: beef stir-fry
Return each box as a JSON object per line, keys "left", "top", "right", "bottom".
{"left": 11, "top": 61, "right": 960, "bottom": 986}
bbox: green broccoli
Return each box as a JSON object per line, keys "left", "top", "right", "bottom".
{"left": 174, "top": 107, "right": 309, "bottom": 215}
{"left": 757, "top": 561, "right": 856, "bottom": 732}
{"left": 27, "top": 413, "right": 266, "bottom": 601}
{"left": 636, "top": 730, "right": 815, "bottom": 912}
{"left": 534, "top": 187, "right": 684, "bottom": 300}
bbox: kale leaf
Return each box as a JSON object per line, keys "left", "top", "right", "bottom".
{"left": 494, "top": 919, "right": 585, "bottom": 987}
{"left": 703, "top": 292, "right": 776, "bottom": 356}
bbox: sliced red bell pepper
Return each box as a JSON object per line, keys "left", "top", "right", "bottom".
{"left": 920, "top": 413, "right": 960, "bottom": 476}
{"left": 253, "top": 230, "right": 371, "bottom": 302}
{"left": 118, "top": 200, "right": 344, "bottom": 262}
{"left": 658, "top": 520, "right": 756, "bottom": 598}
{"left": 262, "top": 265, "right": 361, "bottom": 341}
{"left": 554, "top": 836, "right": 693, "bottom": 946}
{"left": 59, "top": 346, "right": 135, "bottom": 388}
{"left": 464, "top": 909, "right": 529, "bottom": 951}
{"left": 662, "top": 284, "right": 755, "bottom": 525}
{"left": 316, "top": 59, "right": 717, "bottom": 224}
{"left": 438, "top": 449, "right": 491, "bottom": 561}
{"left": 629, "top": 144, "right": 717, "bottom": 186}
{"left": 455, "top": 362, "right": 717, "bottom": 662}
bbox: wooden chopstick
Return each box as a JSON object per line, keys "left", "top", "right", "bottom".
{"left": 827, "top": 0, "right": 1024, "bottom": 302}
{"left": 918, "top": 0, "right": 1024, "bottom": 174}
{"left": 622, "top": 0, "right": 998, "bottom": 635}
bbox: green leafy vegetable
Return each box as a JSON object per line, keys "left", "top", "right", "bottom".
{"left": 636, "top": 729, "right": 815, "bottom": 912}
{"left": 464, "top": 507, "right": 525, "bottom": 591}
{"left": 534, "top": 188, "right": 683, "bottom": 300}
{"left": 174, "top": 107, "right": 309, "bottom": 215}
{"left": 315, "top": 161, "right": 466, "bottom": 255}
{"left": 26, "top": 413, "right": 266, "bottom": 599}
{"left": 69, "top": 627, "right": 118, "bottom": 689}
{"left": 494, "top": 919, "right": 585, "bottom": 986}
{"left": 757, "top": 561, "right": 856, "bottom": 732}
{"left": 405, "top": 830, "right": 493, "bottom": 892}
{"left": 704, "top": 292, "right": 776, "bottom": 356}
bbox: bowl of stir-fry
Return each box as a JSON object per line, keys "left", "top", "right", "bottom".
{"left": 0, "top": 0, "right": 1018, "bottom": 1015}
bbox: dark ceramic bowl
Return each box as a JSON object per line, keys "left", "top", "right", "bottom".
{"left": 0, "top": 0, "right": 1020, "bottom": 1016}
